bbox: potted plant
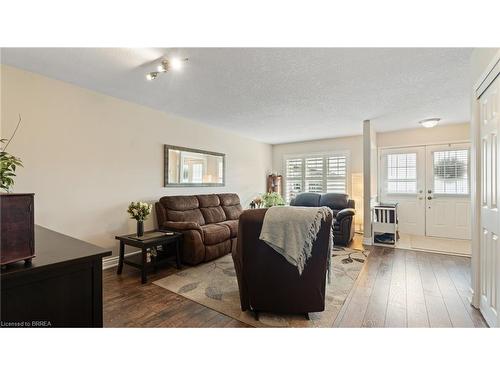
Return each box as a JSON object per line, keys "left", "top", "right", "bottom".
{"left": 1, "top": 115, "right": 23, "bottom": 192}
{"left": 127, "top": 201, "right": 153, "bottom": 237}
{"left": 0, "top": 115, "right": 35, "bottom": 266}
{"left": 261, "top": 192, "right": 285, "bottom": 207}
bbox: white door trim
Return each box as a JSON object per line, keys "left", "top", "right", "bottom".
{"left": 471, "top": 51, "right": 500, "bottom": 312}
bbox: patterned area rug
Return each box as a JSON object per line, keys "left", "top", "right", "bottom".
{"left": 154, "top": 247, "right": 369, "bottom": 327}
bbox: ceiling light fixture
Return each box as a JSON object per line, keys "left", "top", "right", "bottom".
{"left": 419, "top": 118, "right": 440, "bottom": 128}
{"left": 146, "top": 57, "right": 188, "bottom": 81}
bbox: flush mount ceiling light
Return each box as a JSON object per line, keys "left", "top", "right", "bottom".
{"left": 419, "top": 118, "right": 441, "bottom": 128}
{"left": 146, "top": 57, "right": 188, "bottom": 81}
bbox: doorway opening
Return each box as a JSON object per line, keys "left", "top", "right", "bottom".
{"left": 378, "top": 142, "right": 471, "bottom": 256}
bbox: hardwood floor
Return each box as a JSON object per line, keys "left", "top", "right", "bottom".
{"left": 334, "top": 248, "right": 487, "bottom": 328}
{"left": 103, "top": 239, "right": 487, "bottom": 328}
{"left": 103, "top": 260, "right": 247, "bottom": 327}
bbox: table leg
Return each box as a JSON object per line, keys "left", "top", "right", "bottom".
{"left": 141, "top": 248, "right": 148, "bottom": 284}
{"left": 117, "top": 241, "right": 125, "bottom": 275}
{"left": 175, "top": 240, "right": 181, "bottom": 269}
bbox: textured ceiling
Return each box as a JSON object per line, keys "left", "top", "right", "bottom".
{"left": 1, "top": 48, "right": 472, "bottom": 144}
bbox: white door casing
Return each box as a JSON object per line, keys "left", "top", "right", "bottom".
{"left": 479, "top": 75, "right": 500, "bottom": 327}
{"left": 425, "top": 144, "right": 471, "bottom": 240}
{"left": 379, "top": 147, "right": 426, "bottom": 236}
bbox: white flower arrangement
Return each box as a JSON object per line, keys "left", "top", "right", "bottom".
{"left": 127, "top": 201, "right": 152, "bottom": 222}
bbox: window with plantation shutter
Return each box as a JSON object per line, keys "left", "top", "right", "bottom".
{"left": 285, "top": 158, "right": 304, "bottom": 203}
{"left": 284, "top": 153, "right": 348, "bottom": 202}
{"left": 326, "top": 155, "right": 347, "bottom": 193}
{"left": 305, "top": 157, "right": 324, "bottom": 193}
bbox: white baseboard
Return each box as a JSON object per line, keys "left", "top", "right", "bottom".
{"left": 362, "top": 236, "right": 373, "bottom": 246}
{"left": 102, "top": 250, "right": 141, "bottom": 270}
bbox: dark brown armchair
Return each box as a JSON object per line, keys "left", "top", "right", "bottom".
{"left": 232, "top": 208, "right": 333, "bottom": 318}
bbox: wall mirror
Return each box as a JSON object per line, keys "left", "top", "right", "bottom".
{"left": 164, "top": 145, "right": 225, "bottom": 187}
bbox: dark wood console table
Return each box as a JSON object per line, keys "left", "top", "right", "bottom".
{"left": 1, "top": 226, "right": 111, "bottom": 328}
{"left": 115, "top": 230, "right": 182, "bottom": 284}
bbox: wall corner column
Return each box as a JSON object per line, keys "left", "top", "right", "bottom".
{"left": 362, "top": 119, "right": 377, "bottom": 245}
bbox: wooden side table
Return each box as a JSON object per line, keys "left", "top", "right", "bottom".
{"left": 115, "top": 230, "right": 183, "bottom": 284}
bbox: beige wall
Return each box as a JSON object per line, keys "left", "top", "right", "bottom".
{"left": 377, "top": 123, "right": 470, "bottom": 148}
{"left": 1, "top": 65, "right": 272, "bottom": 255}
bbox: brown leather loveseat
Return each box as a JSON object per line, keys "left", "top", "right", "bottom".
{"left": 156, "top": 193, "right": 242, "bottom": 265}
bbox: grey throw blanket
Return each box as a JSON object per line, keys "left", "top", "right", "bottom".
{"left": 259, "top": 206, "right": 333, "bottom": 281}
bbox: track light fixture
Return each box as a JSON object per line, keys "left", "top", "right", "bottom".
{"left": 146, "top": 57, "right": 188, "bottom": 81}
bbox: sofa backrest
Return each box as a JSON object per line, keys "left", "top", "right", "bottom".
{"left": 291, "top": 192, "right": 321, "bottom": 207}
{"left": 156, "top": 193, "right": 243, "bottom": 226}
{"left": 197, "top": 194, "right": 226, "bottom": 224}
{"left": 159, "top": 195, "right": 206, "bottom": 225}
{"left": 218, "top": 193, "right": 243, "bottom": 220}
{"left": 319, "top": 193, "right": 353, "bottom": 210}
{"left": 291, "top": 192, "right": 355, "bottom": 216}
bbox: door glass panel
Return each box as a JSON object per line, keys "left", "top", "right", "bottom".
{"left": 386, "top": 153, "right": 417, "bottom": 193}
{"left": 432, "top": 149, "right": 469, "bottom": 195}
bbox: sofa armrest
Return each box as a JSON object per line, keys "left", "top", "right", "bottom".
{"left": 162, "top": 221, "right": 203, "bottom": 232}
{"left": 336, "top": 208, "right": 355, "bottom": 222}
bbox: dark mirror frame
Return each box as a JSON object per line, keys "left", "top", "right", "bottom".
{"left": 164, "top": 145, "right": 226, "bottom": 187}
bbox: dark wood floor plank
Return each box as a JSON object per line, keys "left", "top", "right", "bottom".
{"left": 439, "top": 255, "right": 487, "bottom": 328}
{"left": 416, "top": 251, "right": 453, "bottom": 327}
{"left": 385, "top": 249, "right": 407, "bottom": 327}
{"left": 427, "top": 253, "right": 474, "bottom": 328}
{"left": 361, "top": 248, "right": 394, "bottom": 327}
{"left": 335, "top": 247, "right": 383, "bottom": 327}
{"left": 405, "top": 250, "right": 429, "bottom": 328}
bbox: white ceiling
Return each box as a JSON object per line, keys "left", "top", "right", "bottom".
{"left": 1, "top": 48, "right": 472, "bottom": 144}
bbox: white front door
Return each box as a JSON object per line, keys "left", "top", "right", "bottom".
{"left": 479, "top": 74, "right": 500, "bottom": 327}
{"left": 380, "top": 147, "right": 426, "bottom": 235}
{"left": 380, "top": 144, "right": 471, "bottom": 240}
{"left": 425, "top": 144, "right": 471, "bottom": 239}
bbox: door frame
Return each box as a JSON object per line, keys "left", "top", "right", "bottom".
{"left": 471, "top": 50, "right": 500, "bottom": 311}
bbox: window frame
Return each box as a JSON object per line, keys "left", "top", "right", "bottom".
{"left": 283, "top": 150, "right": 351, "bottom": 202}
{"left": 430, "top": 147, "right": 471, "bottom": 198}
{"left": 385, "top": 152, "right": 418, "bottom": 195}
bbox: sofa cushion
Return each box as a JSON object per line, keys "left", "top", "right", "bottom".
{"left": 197, "top": 194, "right": 221, "bottom": 207}
{"left": 222, "top": 204, "right": 242, "bottom": 220}
{"left": 201, "top": 224, "right": 231, "bottom": 245}
{"left": 219, "top": 193, "right": 243, "bottom": 220}
{"left": 218, "top": 220, "right": 238, "bottom": 238}
{"left": 160, "top": 195, "right": 206, "bottom": 225}
{"left": 218, "top": 193, "right": 240, "bottom": 206}
{"left": 201, "top": 206, "right": 226, "bottom": 224}
{"left": 167, "top": 209, "right": 205, "bottom": 225}
{"left": 160, "top": 195, "right": 199, "bottom": 210}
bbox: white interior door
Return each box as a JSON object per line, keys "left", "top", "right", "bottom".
{"left": 379, "top": 147, "right": 426, "bottom": 235}
{"left": 479, "top": 75, "right": 500, "bottom": 327}
{"left": 425, "top": 144, "right": 471, "bottom": 240}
